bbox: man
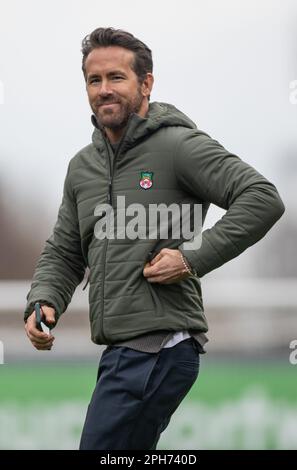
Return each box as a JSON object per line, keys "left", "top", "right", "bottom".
{"left": 24, "top": 27, "right": 285, "bottom": 450}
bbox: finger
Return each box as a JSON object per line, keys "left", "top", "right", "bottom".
{"left": 147, "top": 275, "right": 180, "bottom": 283}
{"left": 162, "top": 271, "right": 191, "bottom": 283}
{"left": 40, "top": 305, "right": 56, "bottom": 325}
{"left": 32, "top": 342, "right": 53, "bottom": 350}
{"left": 150, "top": 252, "right": 162, "bottom": 265}
{"left": 29, "top": 334, "right": 55, "bottom": 344}
{"left": 26, "top": 314, "right": 54, "bottom": 336}
{"left": 26, "top": 327, "right": 49, "bottom": 342}
{"left": 144, "top": 266, "right": 167, "bottom": 278}
{"left": 151, "top": 264, "right": 183, "bottom": 278}
{"left": 25, "top": 325, "right": 55, "bottom": 342}
{"left": 144, "top": 251, "right": 187, "bottom": 278}
{"left": 28, "top": 333, "right": 55, "bottom": 345}
{"left": 143, "top": 260, "right": 172, "bottom": 277}
{"left": 143, "top": 265, "right": 156, "bottom": 277}
{"left": 26, "top": 325, "right": 54, "bottom": 341}
{"left": 147, "top": 275, "right": 166, "bottom": 283}
{"left": 25, "top": 313, "right": 48, "bottom": 338}
{"left": 147, "top": 271, "right": 191, "bottom": 284}
{"left": 32, "top": 337, "right": 54, "bottom": 347}
{"left": 33, "top": 341, "right": 54, "bottom": 350}
{"left": 143, "top": 252, "right": 169, "bottom": 276}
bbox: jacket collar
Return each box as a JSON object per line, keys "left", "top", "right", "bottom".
{"left": 91, "top": 101, "right": 197, "bottom": 154}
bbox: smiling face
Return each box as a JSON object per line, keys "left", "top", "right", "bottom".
{"left": 85, "top": 46, "right": 153, "bottom": 142}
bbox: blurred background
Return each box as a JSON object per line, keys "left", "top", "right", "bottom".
{"left": 0, "top": 0, "right": 296, "bottom": 450}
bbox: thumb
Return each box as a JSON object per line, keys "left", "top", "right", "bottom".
{"left": 40, "top": 305, "right": 56, "bottom": 324}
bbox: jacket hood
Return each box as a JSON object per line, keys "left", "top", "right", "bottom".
{"left": 91, "top": 101, "right": 197, "bottom": 153}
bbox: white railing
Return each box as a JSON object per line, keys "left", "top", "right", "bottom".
{"left": 0, "top": 279, "right": 296, "bottom": 311}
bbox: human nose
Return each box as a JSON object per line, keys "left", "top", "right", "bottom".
{"left": 98, "top": 79, "right": 113, "bottom": 97}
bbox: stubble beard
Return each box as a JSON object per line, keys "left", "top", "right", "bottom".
{"left": 95, "top": 89, "right": 144, "bottom": 131}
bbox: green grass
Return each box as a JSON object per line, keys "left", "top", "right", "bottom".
{"left": 0, "top": 361, "right": 296, "bottom": 404}
{"left": 0, "top": 363, "right": 96, "bottom": 403}
{"left": 0, "top": 361, "right": 296, "bottom": 449}
{"left": 188, "top": 361, "right": 297, "bottom": 404}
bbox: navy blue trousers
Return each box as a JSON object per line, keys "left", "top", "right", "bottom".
{"left": 79, "top": 337, "right": 200, "bottom": 450}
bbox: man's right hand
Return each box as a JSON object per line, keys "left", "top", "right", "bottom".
{"left": 25, "top": 305, "right": 56, "bottom": 350}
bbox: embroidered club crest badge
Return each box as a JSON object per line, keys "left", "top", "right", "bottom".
{"left": 139, "top": 171, "right": 153, "bottom": 190}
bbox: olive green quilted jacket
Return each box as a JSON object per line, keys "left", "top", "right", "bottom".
{"left": 24, "top": 102, "right": 285, "bottom": 345}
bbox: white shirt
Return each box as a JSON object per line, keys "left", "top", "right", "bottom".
{"left": 162, "top": 330, "right": 191, "bottom": 348}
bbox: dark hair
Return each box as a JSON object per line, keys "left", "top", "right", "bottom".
{"left": 81, "top": 27, "right": 153, "bottom": 83}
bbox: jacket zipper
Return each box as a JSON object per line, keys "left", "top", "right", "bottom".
{"left": 82, "top": 276, "right": 89, "bottom": 290}
{"left": 107, "top": 113, "right": 133, "bottom": 207}
{"left": 99, "top": 117, "right": 133, "bottom": 342}
{"left": 99, "top": 140, "right": 112, "bottom": 343}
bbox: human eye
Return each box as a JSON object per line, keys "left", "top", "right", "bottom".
{"left": 112, "top": 75, "right": 124, "bottom": 81}
{"left": 89, "top": 77, "right": 100, "bottom": 85}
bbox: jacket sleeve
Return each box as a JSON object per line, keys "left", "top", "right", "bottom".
{"left": 24, "top": 162, "right": 86, "bottom": 321}
{"left": 175, "top": 129, "right": 285, "bottom": 278}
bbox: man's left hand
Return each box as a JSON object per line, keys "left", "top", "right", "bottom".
{"left": 143, "top": 248, "right": 191, "bottom": 284}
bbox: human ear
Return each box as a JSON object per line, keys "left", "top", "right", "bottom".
{"left": 141, "top": 73, "right": 154, "bottom": 98}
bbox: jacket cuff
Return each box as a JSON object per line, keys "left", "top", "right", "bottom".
{"left": 24, "top": 299, "right": 58, "bottom": 323}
